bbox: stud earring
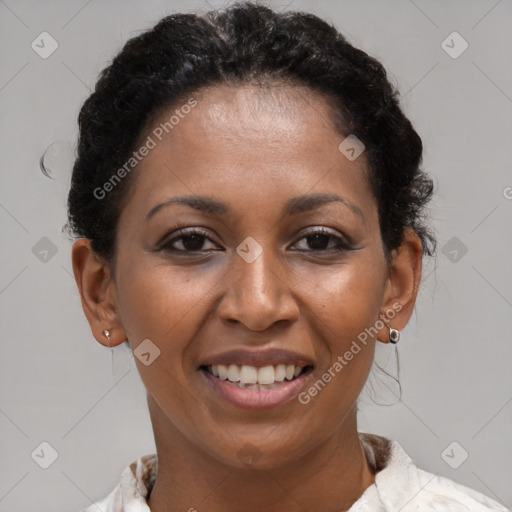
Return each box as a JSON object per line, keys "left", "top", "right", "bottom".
{"left": 103, "top": 329, "right": 111, "bottom": 340}
{"left": 389, "top": 326, "right": 400, "bottom": 344}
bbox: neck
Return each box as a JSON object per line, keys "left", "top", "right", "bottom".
{"left": 146, "top": 394, "right": 375, "bottom": 512}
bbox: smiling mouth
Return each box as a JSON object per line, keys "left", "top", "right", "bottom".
{"left": 199, "top": 363, "right": 314, "bottom": 390}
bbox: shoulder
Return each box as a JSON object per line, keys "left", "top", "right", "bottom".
{"left": 79, "top": 453, "right": 157, "bottom": 512}
{"left": 80, "top": 486, "right": 122, "bottom": 512}
{"left": 411, "top": 467, "right": 510, "bottom": 512}
{"left": 359, "top": 433, "right": 510, "bottom": 512}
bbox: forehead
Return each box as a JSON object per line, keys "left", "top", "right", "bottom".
{"left": 184, "top": 83, "right": 340, "bottom": 138}
{"left": 121, "top": 83, "right": 375, "bottom": 223}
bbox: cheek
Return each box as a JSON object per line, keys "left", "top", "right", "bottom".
{"left": 115, "top": 257, "right": 223, "bottom": 343}
{"left": 114, "top": 260, "right": 223, "bottom": 421}
{"left": 295, "top": 254, "right": 385, "bottom": 346}
{"left": 114, "top": 258, "right": 228, "bottom": 409}
{"left": 294, "top": 255, "right": 384, "bottom": 404}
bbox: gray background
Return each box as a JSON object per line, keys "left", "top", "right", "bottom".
{"left": 1, "top": 0, "right": 511, "bottom": 510}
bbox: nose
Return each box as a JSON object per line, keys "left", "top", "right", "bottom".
{"left": 217, "top": 242, "right": 299, "bottom": 331}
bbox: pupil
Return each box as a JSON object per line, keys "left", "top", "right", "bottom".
{"left": 308, "top": 233, "right": 329, "bottom": 250}
{"left": 183, "top": 234, "right": 204, "bottom": 251}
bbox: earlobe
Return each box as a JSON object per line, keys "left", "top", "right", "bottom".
{"left": 71, "top": 238, "right": 127, "bottom": 347}
{"left": 377, "top": 229, "right": 423, "bottom": 343}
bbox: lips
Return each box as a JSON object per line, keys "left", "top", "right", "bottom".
{"left": 197, "top": 347, "right": 315, "bottom": 408}
{"left": 200, "top": 366, "right": 313, "bottom": 408}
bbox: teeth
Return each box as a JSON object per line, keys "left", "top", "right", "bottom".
{"left": 227, "top": 364, "right": 240, "bottom": 382}
{"left": 218, "top": 364, "right": 229, "bottom": 380}
{"left": 239, "top": 365, "right": 257, "bottom": 384}
{"left": 208, "top": 363, "right": 307, "bottom": 385}
{"left": 257, "top": 365, "right": 275, "bottom": 385}
{"left": 274, "top": 364, "right": 286, "bottom": 382}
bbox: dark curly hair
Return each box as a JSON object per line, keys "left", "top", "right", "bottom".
{"left": 64, "top": 1, "right": 436, "bottom": 265}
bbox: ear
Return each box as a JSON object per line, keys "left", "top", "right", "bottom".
{"left": 376, "top": 228, "right": 423, "bottom": 343}
{"left": 71, "top": 238, "right": 127, "bottom": 347}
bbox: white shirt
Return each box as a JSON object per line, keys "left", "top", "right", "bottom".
{"left": 81, "top": 433, "right": 510, "bottom": 511}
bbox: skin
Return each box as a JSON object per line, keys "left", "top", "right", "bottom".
{"left": 72, "top": 84, "right": 422, "bottom": 512}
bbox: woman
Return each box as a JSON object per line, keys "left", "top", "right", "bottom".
{"left": 68, "top": 2, "right": 508, "bottom": 511}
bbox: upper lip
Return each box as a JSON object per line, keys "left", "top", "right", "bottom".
{"left": 199, "top": 348, "right": 315, "bottom": 368}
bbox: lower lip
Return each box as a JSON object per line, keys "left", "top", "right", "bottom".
{"left": 200, "top": 368, "right": 313, "bottom": 409}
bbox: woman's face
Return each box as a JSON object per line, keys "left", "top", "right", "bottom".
{"left": 87, "top": 84, "right": 414, "bottom": 468}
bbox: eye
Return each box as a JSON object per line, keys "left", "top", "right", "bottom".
{"left": 157, "top": 226, "right": 353, "bottom": 254}
{"left": 291, "top": 227, "right": 353, "bottom": 252}
{"left": 159, "top": 228, "right": 220, "bottom": 253}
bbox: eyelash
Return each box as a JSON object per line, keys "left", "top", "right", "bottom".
{"left": 158, "top": 227, "right": 354, "bottom": 254}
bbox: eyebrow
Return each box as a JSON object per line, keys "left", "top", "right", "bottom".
{"left": 144, "top": 192, "right": 365, "bottom": 223}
